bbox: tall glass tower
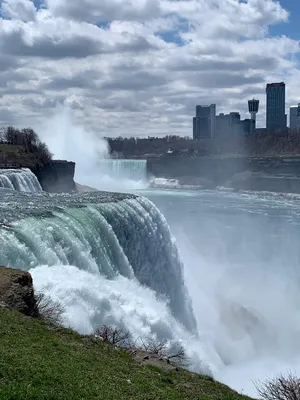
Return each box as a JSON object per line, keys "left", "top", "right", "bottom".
{"left": 266, "top": 82, "right": 287, "bottom": 131}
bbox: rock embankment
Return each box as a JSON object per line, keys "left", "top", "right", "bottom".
{"left": 147, "top": 156, "right": 300, "bottom": 194}
{"left": 0, "top": 266, "right": 38, "bottom": 317}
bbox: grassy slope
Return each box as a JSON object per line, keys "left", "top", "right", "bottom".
{"left": 0, "top": 308, "right": 253, "bottom": 400}
{"left": 0, "top": 144, "right": 38, "bottom": 168}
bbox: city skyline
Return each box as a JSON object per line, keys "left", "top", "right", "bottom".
{"left": 0, "top": 1, "right": 300, "bottom": 137}
{"left": 193, "top": 80, "right": 300, "bottom": 139}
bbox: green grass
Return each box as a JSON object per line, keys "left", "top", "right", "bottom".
{"left": 0, "top": 144, "right": 38, "bottom": 167}
{"left": 0, "top": 308, "right": 254, "bottom": 400}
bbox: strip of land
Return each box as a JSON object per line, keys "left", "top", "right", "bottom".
{"left": 0, "top": 307, "right": 253, "bottom": 400}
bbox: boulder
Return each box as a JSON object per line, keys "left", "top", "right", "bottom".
{"left": 0, "top": 266, "right": 38, "bottom": 317}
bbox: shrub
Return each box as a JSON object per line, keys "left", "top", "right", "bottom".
{"left": 138, "top": 338, "right": 188, "bottom": 366}
{"left": 93, "top": 326, "right": 188, "bottom": 367}
{"left": 255, "top": 371, "right": 300, "bottom": 400}
{"left": 35, "top": 291, "right": 65, "bottom": 325}
{"left": 94, "top": 325, "right": 133, "bottom": 348}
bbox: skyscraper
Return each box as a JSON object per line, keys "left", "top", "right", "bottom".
{"left": 193, "top": 104, "right": 216, "bottom": 139}
{"left": 266, "top": 82, "right": 287, "bottom": 131}
{"left": 290, "top": 104, "right": 300, "bottom": 131}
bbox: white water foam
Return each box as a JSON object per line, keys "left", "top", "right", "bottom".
{"left": 150, "top": 177, "right": 181, "bottom": 189}
{"left": 30, "top": 264, "right": 221, "bottom": 376}
{"left": 167, "top": 194, "right": 300, "bottom": 397}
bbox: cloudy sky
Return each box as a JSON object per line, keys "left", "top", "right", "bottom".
{"left": 0, "top": 0, "right": 299, "bottom": 137}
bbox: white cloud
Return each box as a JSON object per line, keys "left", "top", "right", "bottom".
{"left": 0, "top": 0, "right": 299, "bottom": 135}
{"left": 46, "top": 0, "right": 161, "bottom": 22}
{"left": 1, "top": 0, "right": 36, "bottom": 21}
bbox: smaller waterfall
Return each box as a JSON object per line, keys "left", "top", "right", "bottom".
{"left": 98, "top": 159, "right": 147, "bottom": 182}
{"left": 0, "top": 168, "right": 42, "bottom": 192}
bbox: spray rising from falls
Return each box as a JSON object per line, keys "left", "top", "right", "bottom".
{"left": 0, "top": 190, "right": 218, "bottom": 374}
{"left": 0, "top": 168, "right": 42, "bottom": 192}
{"left": 36, "top": 106, "right": 148, "bottom": 192}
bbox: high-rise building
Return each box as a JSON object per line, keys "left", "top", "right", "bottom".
{"left": 290, "top": 103, "right": 300, "bottom": 131}
{"left": 266, "top": 82, "right": 287, "bottom": 131}
{"left": 248, "top": 99, "right": 259, "bottom": 128}
{"left": 193, "top": 104, "right": 216, "bottom": 139}
{"left": 215, "top": 112, "right": 241, "bottom": 136}
{"left": 215, "top": 112, "right": 254, "bottom": 136}
{"left": 240, "top": 119, "right": 255, "bottom": 135}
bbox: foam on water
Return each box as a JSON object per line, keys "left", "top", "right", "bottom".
{"left": 30, "top": 264, "right": 220, "bottom": 376}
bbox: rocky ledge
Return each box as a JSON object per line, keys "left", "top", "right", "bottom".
{"left": 225, "top": 171, "right": 300, "bottom": 194}
{"left": 0, "top": 266, "right": 38, "bottom": 317}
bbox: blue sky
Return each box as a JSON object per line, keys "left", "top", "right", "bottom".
{"left": 269, "top": 0, "right": 299, "bottom": 39}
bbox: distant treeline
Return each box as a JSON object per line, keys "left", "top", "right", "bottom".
{"left": 107, "top": 131, "right": 300, "bottom": 158}
{"left": 0, "top": 126, "right": 52, "bottom": 166}
{"left": 106, "top": 136, "right": 205, "bottom": 158}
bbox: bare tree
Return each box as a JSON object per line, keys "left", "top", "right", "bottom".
{"left": 93, "top": 325, "right": 188, "bottom": 367}
{"left": 255, "top": 371, "right": 300, "bottom": 400}
{"left": 94, "top": 326, "right": 133, "bottom": 348}
{"left": 35, "top": 291, "right": 65, "bottom": 325}
{"left": 138, "top": 338, "right": 188, "bottom": 366}
{"left": 138, "top": 338, "right": 168, "bottom": 356}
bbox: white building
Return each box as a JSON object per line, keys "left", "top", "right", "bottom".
{"left": 290, "top": 104, "right": 300, "bottom": 131}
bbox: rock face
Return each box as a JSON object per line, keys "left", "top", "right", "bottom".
{"left": 225, "top": 171, "right": 300, "bottom": 193}
{"left": 33, "top": 160, "right": 76, "bottom": 193}
{"left": 75, "top": 183, "right": 98, "bottom": 192}
{"left": 0, "top": 266, "right": 38, "bottom": 317}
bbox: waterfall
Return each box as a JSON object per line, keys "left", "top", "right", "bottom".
{"left": 98, "top": 159, "right": 147, "bottom": 182}
{"left": 0, "top": 168, "right": 42, "bottom": 192}
{"left": 0, "top": 190, "right": 224, "bottom": 374}
{"left": 0, "top": 192, "right": 196, "bottom": 334}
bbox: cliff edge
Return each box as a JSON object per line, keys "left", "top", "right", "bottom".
{"left": 33, "top": 160, "right": 76, "bottom": 192}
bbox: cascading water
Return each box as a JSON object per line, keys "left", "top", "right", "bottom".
{"left": 0, "top": 189, "right": 218, "bottom": 375}
{"left": 98, "top": 159, "right": 147, "bottom": 182}
{"left": 83, "top": 159, "right": 149, "bottom": 192}
{"left": 0, "top": 168, "right": 42, "bottom": 192}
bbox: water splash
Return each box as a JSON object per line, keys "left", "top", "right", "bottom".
{"left": 30, "top": 264, "right": 220, "bottom": 376}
